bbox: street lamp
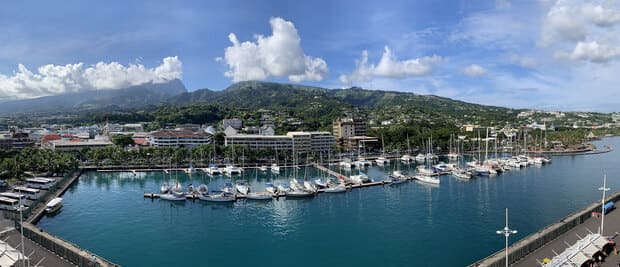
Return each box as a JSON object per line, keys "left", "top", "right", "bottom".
{"left": 18, "top": 200, "right": 26, "bottom": 267}
{"left": 496, "top": 208, "right": 518, "bottom": 267}
{"left": 598, "top": 173, "right": 610, "bottom": 235}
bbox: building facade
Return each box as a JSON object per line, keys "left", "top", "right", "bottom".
{"left": 225, "top": 131, "right": 335, "bottom": 153}
{"left": 148, "top": 129, "right": 212, "bottom": 148}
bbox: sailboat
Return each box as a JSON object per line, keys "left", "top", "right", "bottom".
{"left": 161, "top": 167, "right": 186, "bottom": 201}
{"left": 451, "top": 137, "right": 471, "bottom": 179}
{"left": 204, "top": 144, "right": 221, "bottom": 176}
{"left": 376, "top": 134, "right": 390, "bottom": 165}
{"left": 235, "top": 180, "right": 250, "bottom": 195}
{"left": 401, "top": 134, "right": 414, "bottom": 163}
{"left": 414, "top": 138, "right": 440, "bottom": 185}
{"left": 447, "top": 134, "right": 459, "bottom": 160}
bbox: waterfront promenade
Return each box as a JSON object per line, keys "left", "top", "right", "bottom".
{"left": 512, "top": 202, "right": 620, "bottom": 267}
{"left": 472, "top": 188, "right": 620, "bottom": 267}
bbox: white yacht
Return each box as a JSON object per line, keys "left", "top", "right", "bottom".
{"left": 400, "top": 154, "right": 413, "bottom": 162}
{"left": 45, "top": 197, "right": 63, "bottom": 213}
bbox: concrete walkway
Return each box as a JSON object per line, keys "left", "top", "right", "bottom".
{"left": 513, "top": 202, "right": 620, "bottom": 267}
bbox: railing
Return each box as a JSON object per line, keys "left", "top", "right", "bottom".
{"left": 470, "top": 190, "right": 620, "bottom": 266}
{"left": 19, "top": 221, "right": 118, "bottom": 266}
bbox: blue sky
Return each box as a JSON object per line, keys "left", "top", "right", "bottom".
{"left": 1, "top": 0, "right": 619, "bottom": 111}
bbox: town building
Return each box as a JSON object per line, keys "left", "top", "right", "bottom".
{"left": 333, "top": 117, "right": 368, "bottom": 139}
{"left": 224, "top": 131, "right": 336, "bottom": 153}
{"left": 147, "top": 129, "right": 212, "bottom": 148}
{"left": 43, "top": 135, "right": 113, "bottom": 151}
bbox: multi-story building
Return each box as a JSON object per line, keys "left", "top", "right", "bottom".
{"left": 287, "top": 132, "right": 311, "bottom": 152}
{"left": 225, "top": 135, "right": 293, "bottom": 151}
{"left": 308, "top": 132, "right": 336, "bottom": 152}
{"left": 225, "top": 131, "right": 335, "bottom": 153}
{"left": 333, "top": 117, "right": 367, "bottom": 139}
{"left": 148, "top": 129, "right": 212, "bottom": 148}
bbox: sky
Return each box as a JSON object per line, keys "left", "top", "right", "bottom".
{"left": 0, "top": 0, "right": 619, "bottom": 111}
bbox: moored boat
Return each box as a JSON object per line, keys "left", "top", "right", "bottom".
{"left": 45, "top": 197, "right": 63, "bottom": 213}
{"left": 414, "top": 174, "right": 440, "bottom": 185}
{"left": 246, "top": 192, "right": 272, "bottom": 200}
{"left": 235, "top": 180, "right": 250, "bottom": 195}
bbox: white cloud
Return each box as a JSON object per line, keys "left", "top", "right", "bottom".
{"left": 221, "top": 17, "right": 328, "bottom": 83}
{"left": 339, "top": 46, "right": 442, "bottom": 84}
{"left": 560, "top": 41, "right": 620, "bottom": 62}
{"left": 0, "top": 56, "right": 182, "bottom": 99}
{"left": 541, "top": 0, "right": 620, "bottom": 46}
{"left": 462, "top": 64, "right": 487, "bottom": 77}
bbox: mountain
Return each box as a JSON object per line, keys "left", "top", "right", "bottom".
{"left": 169, "top": 81, "right": 511, "bottom": 115}
{"left": 0, "top": 79, "right": 187, "bottom": 114}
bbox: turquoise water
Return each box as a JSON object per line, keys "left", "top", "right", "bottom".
{"left": 38, "top": 138, "right": 620, "bottom": 266}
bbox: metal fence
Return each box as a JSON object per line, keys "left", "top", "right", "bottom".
{"left": 19, "top": 222, "right": 118, "bottom": 266}
{"left": 470, "top": 190, "right": 620, "bottom": 266}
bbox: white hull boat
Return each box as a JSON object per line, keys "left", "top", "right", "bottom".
{"left": 246, "top": 192, "right": 272, "bottom": 200}
{"left": 414, "top": 174, "right": 440, "bottom": 185}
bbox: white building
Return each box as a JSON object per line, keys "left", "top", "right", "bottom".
{"left": 148, "top": 129, "right": 212, "bottom": 148}
{"left": 225, "top": 131, "right": 335, "bottom": 153}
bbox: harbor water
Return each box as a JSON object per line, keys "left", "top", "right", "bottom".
{"left": 37, "top": 138, "right": 620, "bottom": 266}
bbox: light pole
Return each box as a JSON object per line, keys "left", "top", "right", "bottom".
{"left": 598, "top": 173, "right": 610, "bottom": 235}
{"left": 18, "top": 200, "right": 26, "bottom": 267}
{"left": 496, "top": 208, "right": 517, "bottom": 267}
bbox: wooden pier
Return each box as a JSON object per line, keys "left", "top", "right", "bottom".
{"left": 313, "top": 163, "right": 350, "bottom": 181}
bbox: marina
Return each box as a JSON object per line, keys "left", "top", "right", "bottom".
{"left": 36, "top": 138, "right": 620, "bottom": 267}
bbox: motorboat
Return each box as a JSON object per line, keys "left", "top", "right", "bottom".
{"left": 414, "top": 174, "right": 440, "bottom": 185}
{"left": 235, "top": 180, "right": 250, "bottom": 195}
{"left": 45, "top": 197, "right": 63, "bottom": 213}
{"left": 258, "top": 166, "right": 268, "bottom": 172}
{"left": 246, "top": 192, "right": 272, "bottom": 200}
{"left": 415, "top": 153, "right": 426, "bottom": 161}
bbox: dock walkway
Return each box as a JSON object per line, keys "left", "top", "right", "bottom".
{"left": 313, "top": 163, "right": 349, "bottom": 181}
{"left": 471, "top": 189, "right": 620, "bottom": 267}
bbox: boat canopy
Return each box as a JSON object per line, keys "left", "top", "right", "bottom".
{"left": 46, "top": 197, "right": 62, "bottom": 207}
